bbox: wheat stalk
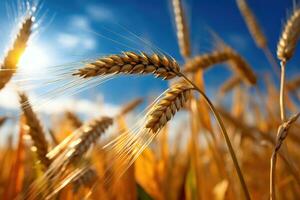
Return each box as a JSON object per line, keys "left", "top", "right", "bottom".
{"left": 0, "top": 15, "right": 33, "bottom": 90}
{"left": 172, "top": 0, "right": 191, "bottom": 58}
{"left": 270, "top": 113, "right": 300, "bottom": 200}
{"left": 179, "top": 73, "right": 251, "bottom": 200}
{"left": 73, "top": 52, "right": 181, "bottom": 80}
{"left": 19, "top": 92, "right": 51, "bottom": 168}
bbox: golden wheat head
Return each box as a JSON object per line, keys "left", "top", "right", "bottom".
{"left": 172, "top": 0, "right": 191, "bottom": 58}
{"left": 236, "top": 0, "right": 267, "bottom": 49}
{"left": 19, "top": 92, "right": 51, "bottom": 167}
{"left": 0, "top": 15, "right": 33, "bottom": 90}
{"left": 73, "top": 52, "right": 181, "bottom": 80}
{"left": 277, "top": 8, "right": 300, "bottom": 62}
{"left": 146, "top": 82, "right": 193, "bottom": 132}
{"left": 64, "top": 116, "right": 113, "bottom": 165}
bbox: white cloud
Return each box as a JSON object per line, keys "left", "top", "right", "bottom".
{"left": 0, "top": 84, "right": 120, "bottom": 118}
{"left": 86, "top": 4, "right": 114, "bottom": 21}
{"left": 57, "top": 33, "right": 80, "bottom": 48}
{"left": 57, "top": 33, "right": 96, "bottom": 50}
{"left": 70, "top": 15, "right": 91, "bottom": 30}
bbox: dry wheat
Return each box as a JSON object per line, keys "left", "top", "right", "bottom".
{"left": 0, "top": 16, "right": 33, "bottom": 90}
{"left": 146, "top": 82, "right": 193, "bottom": 132}
{"left": 19, "top": 92, "right": 51, "bottom": 167}
{"left": 172, "top": 0, "right": 191, "bottom": 58}
{"left": 183, "top": 46, "right": 256, "bottom": 85}
{"left": 73, "top": 52, "right": 181, "bottom": 80}
{"left": 236, "top": 0, "right": 267, "bottom": 49}
{"left": 64, "top": 117, "right": 113, "bottom": 165}
{"left": 277, "top": 8, "right": 300, "bottom": 62}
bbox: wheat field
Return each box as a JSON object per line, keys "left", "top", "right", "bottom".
{"left": 0, "top": 0, "right": 300, "bottom": 199}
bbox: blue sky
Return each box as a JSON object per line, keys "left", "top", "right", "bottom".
{"left": 0, "top": 0, "right": 298, "bottom": 116}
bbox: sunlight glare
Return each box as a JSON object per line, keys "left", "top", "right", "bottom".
{"left": 19, "top": 43, "right": 50, "bottom": 74}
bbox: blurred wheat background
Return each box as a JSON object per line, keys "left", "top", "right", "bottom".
{"left": 0, "top": 0, "right": 300, "bottom": 200}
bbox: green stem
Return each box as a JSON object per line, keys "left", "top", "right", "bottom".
{"left": 179, "top": 72, "right": 251, "bottom": 200}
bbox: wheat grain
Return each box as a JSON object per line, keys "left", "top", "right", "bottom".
{"left": 146, "top": 82, "right": 193, "bottom": 133}
{"left": 0, "top": 15, "right": 33, "bottom": 90}
{"left": 277, "top": 8, "right": 300, "bottom": 62}
{"left": 236, "top": 0, "right": 267, "bottom": 49}
{"left": 172, "top": 0, "right": 191, "bottom": 58}
{"left": 73, "top": 52, "right": 181, "bottom": 80}
{"left": 19, "top": 92, "right": 51, "bottom": 168}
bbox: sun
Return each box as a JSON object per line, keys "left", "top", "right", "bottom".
{"left": 18, "top": 43, "right": 50, "bottom": 74}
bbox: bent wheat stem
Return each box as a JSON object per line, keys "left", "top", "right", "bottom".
{"left": 179, "top": 72, "right": 251, "bottom": 200}
{"left": 270, "top": 113, "right": 300, "bottom": 200}
{"left": 279, "top": 61, "right": 286, "bottom": 122}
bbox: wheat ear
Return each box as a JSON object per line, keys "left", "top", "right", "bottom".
{"left": 236, "top": 0, "right": 266, "bottom": 49}
{"left": 19, "top": 92, "right": 51, "bottom": 168}
{"left": 236, "top": 0, "right": 281, "bottom": 77}
{"left": 146, "top": 82, "right": 193, "bottom": 132}
{"left": 73, "top": 52, "right": 181, "bottom": 80}
{"left": 104, "top": 82, "right": 193, "bottom": 184}
{"left": 172, "top": 0, "right": 191, "bottom": 58}
{"left": 277, "top": 9, "right": 300, "bottom": 62}
{"left": 65, "top": 111, "right": 83, "bottom": 128}
{"left": 183, "top": 46, "right": 256, "bottom": 85}
{"left": 62, "top": 116, "right": 113, "bottom": 166}
{"left": 270, "top": 113, "right": 300, "bottom": 200}
{"left": 0, "top": 16, "right": 33, "bottom": 90}
{"left": 183, "top": 50, "right": 232, "bottom": 73}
